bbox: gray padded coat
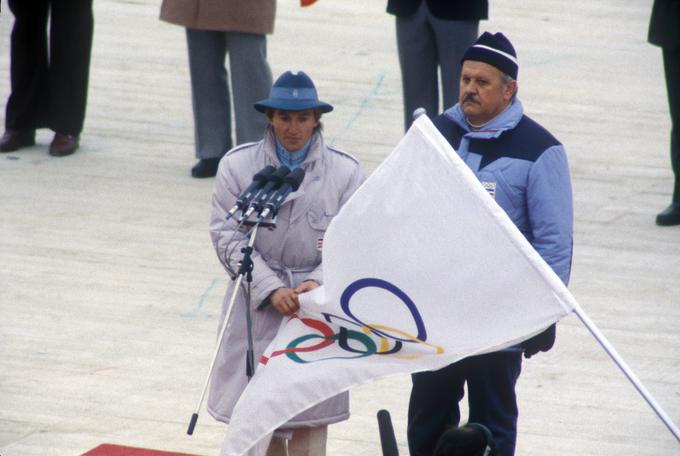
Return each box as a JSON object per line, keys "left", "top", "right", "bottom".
{"left": 207, "top": 126, "right": 365, "bottom": 427}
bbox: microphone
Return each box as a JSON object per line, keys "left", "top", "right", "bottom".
{"left": 241, "top": 165, "right": 291, "bottom": 220}
{"left": 377, "top": 409, "right": 399, "bottom": 456}
{"left": 226, "top": 165, "right": 277, "bottom": 219}
{"left": 259, "top": 168, "right": 305, "bottom": 220}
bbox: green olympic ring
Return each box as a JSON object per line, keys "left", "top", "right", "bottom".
{"left": 285, "top": 327, "right": 377, "bottom": 363}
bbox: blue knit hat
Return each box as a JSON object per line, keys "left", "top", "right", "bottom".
{"left": 254, "top": 71, "right": 333, "bottom": 113}
{"left": 461, "top": 32, "right": 518, "bottom": 79}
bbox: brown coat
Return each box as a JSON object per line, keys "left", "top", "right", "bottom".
{"left": 160, "top": 0, "right": 276, "bottom": 35}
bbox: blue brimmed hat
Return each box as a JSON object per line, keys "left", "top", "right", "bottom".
{"left": 462, "top": 32, "right": 518, "bottom": 79}
{"left": 254, "top": 71, "right": 333, "bottom": 113}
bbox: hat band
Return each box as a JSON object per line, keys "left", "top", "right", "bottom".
{"left": 470, "top": 44, "right": 518, "bottom": 65}
{"left": 270, "top": 87, "right": 318, "bottom": 100}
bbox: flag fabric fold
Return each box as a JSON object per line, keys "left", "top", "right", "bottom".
{"left": 219, "top": 115, "right": 577, "bottom": 456}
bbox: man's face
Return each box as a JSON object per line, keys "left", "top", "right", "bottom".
{"left": 269, "top": 109, "right": 319, "bottom": 152}
{"left": 459, "top": 60, "right": 516, "bottom": 126}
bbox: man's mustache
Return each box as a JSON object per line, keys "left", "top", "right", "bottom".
{"left": 462, "top": 94, "right": 479, "bottom": 104}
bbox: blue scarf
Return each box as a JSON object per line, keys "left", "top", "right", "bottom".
{"left": 275, "top": 137, "right": 311, "bottom": 169}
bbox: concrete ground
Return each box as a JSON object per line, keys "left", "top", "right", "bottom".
{"left": 1, "top": 0, "right": 679, "bottom": 454}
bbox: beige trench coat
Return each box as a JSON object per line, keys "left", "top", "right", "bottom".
{"left": 207, "top": 127, "right": 365, "bottom": 427}
{"left": 159, "top": 0, "right": 276, "bottom": 35}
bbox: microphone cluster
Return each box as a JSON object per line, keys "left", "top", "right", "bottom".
{"left": 226, "top": 165, "right": 306, "bottom": 224}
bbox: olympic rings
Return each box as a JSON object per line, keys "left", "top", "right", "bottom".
{"left": 263, "top": 278, "right": 444, "bottom": 364}
{"left": 340, "top": 278, "right": 427, "bottom": 342}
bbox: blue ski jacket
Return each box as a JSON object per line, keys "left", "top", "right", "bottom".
{"left": 434, "top": 99, "right": 573, "bottom": 355}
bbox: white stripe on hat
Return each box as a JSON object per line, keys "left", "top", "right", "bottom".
{"left": 472, "top": 44, "right": 518, "bottom": 65}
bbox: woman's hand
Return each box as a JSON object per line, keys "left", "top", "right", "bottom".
{"left": 270, "top": 287, "right": 300, "bottom": 316}
{"left": 294, "top": 280, "right": 319, "bottom": 294}
{"left": 269, "top": 281, "right": 319, "bottom": 316}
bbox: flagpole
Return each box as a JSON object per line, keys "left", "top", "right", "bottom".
{"left": 571, "top": 303, "right": 680, "bottom": 442}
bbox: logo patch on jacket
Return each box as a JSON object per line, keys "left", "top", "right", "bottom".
{"left": 481, "top": 181, "right": 496, "bottom": 199}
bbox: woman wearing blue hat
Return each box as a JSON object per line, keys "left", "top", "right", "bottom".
{"left": 207, "top": 71, "right": 365, "bottom": 455}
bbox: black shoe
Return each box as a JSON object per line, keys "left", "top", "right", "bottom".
{"left": 191, "top": 158, "right": 220, "bottom": 178}
{"left": 49, "top": 132, "right": 79, "bottom": 157}
{"left": 656, "top": 202, "right": 680, "bottom": 226}
{"left": 0, "top": 130, "right": 35, "bottom": 152}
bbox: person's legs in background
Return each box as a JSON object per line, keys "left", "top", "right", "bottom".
{"left": 431, "top": 18, "right": 478, "bottom": 111}
{"left": 48, "top": 0, "right": 94, "bottom": 156}
{"left": 1, "top": 0, "right": 50, "bottom": 152}
{"left": 395, "top": 1, "right": 438, "bottom": 132}
{"left": 656, "top": 47, "right": 680, "bottom": 225}
{"left": 186, "top": 28, "right": 231, "bottom": 178}
{"left": 227, "top": 31, "right": 272, "bottom": 146}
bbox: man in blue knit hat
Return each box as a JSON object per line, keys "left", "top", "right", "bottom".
{"left": 407, "top": 32, "right": 573, "bottom": 456}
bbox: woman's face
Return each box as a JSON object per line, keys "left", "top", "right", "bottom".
{"left": 269, "top": 109, "right": 319, "bottom": 152}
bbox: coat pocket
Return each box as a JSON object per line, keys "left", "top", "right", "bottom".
{"left": 307, "top": 210, "right": 337, "bottom": 253}
{"left": 306, "top": 210, "right": 336, "bottom": 231}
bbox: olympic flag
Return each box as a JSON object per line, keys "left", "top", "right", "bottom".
{"left": 219, "top": 115, "right": 577, "bottom": 455}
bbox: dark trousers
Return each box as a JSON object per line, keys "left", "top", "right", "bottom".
{"left": 185, "top": 29, "right": 271, "bottom": 159}
{"left": 663, "top": 47, "right": 680, "bottom": 202}
{"left": 5, "top": 0, "right": 94, "bottom": 136}
{"left": 394, "top": 1, "right": 478, "bottom": 131}
{"left": 408, "top": 351, "right": 523, "bottom": 456}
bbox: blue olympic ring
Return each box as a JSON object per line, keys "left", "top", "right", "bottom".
{"left": 340, "top": 277, "right": 427, "bottom": 342}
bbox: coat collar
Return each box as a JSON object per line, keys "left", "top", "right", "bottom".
{"left": 256, "top": 127, "right": 326, "bottom": 213}
{"left": 261, "top": 126, "right": 325, "bottom": 168}
{"left": 444, "top": 98, "right": 524, "bottom": 139}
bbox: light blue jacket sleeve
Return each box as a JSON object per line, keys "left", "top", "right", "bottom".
{"left": 526, "top": 145, "right": 574, "bottom": 285}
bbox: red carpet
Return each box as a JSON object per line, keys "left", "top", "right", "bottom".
{"left": 81, "top": 444, "right": 203, "bottom": 456}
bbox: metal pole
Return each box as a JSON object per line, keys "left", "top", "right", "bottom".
{"left": 572, "top": 303, "right": 680, "bottom": 442}
{"left": 187, "top": 224, "right": 261, "bottom": 435}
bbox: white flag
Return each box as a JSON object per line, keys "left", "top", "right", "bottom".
{"left": 219, "top": 116, "right": 577, "bottom": 456}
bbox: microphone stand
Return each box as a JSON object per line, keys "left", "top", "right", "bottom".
{"left": 187, "top": 222, "right": 264, "bottom": 435}
{"left": 241, "top": 227, "right": 258, "bottom": 380}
